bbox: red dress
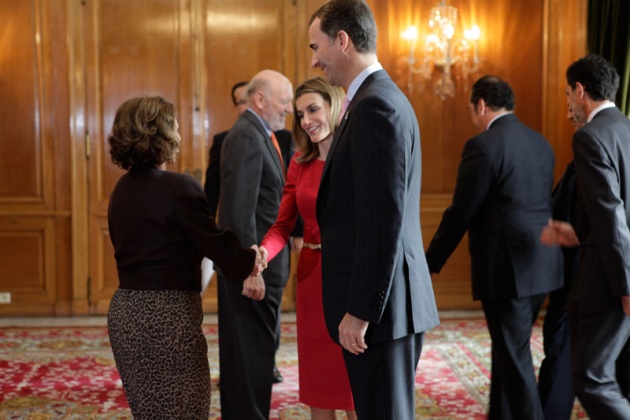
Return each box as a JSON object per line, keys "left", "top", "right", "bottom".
{"left": 261, "top": 154, "right": 354, "bottom": 410}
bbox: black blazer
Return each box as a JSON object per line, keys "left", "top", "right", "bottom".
{"left": 204, "top": 130, "right": 229, "bottom": 216}
{"left": 108, "top": 165, "right": 256, "bottom": 290}
{"left": 218, "top": 110, "right": 289, "bottom": 287}
{"left": 316, "top": 69, "right": 439, "bottom": 344}
{"left": 425, "top": 113, "right": 563, "bottom": 300}
{"left": 205, "top": 128, "right": 303, "bottom": 236}
{"left": 568, "top": 107, "right": 630, "bottom": 313}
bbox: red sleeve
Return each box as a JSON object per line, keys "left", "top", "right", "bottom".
{"left": 261, "top": 155, "right": 301, "bottom": 260}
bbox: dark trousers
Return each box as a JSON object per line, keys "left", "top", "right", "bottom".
{"left": 217, "top": 276, "right": 283, "bottom": 420}
{"left": 343, "top": 332, "right": 424, "bottom": 420}
{"left": 482, "top": 294, "right": 546, "bottom": 420}
{"left": 538, "top": 286, "right": 575, "bottom": 420}
{"left": 274, "top": 301, "right": 281, "bottom": 368}
{"left": 571, "top": 307, "right": 630, "bottom": 419}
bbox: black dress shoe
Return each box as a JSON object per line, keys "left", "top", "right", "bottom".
{"left": 272, "top": 366, "right": 283, "bottom": 384}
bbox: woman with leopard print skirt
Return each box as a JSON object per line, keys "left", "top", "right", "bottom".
{"left": 106, "top": 96, "right": 263, "bottom": 419}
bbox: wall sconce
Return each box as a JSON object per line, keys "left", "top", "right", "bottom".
{"left": 402, "top": 0, "right": 480, "bottom": 100}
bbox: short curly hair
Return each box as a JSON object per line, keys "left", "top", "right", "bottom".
{"left": 108, "top": 96, "right": 180, "bottom": 170}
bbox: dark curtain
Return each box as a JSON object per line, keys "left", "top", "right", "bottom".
{"left": 588, "top": 0, "right": 630, "bottom": 115}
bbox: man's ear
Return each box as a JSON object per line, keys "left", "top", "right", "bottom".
{"left": 476, "top": 99, "right": 486, "bottom": 115}
{"left": 252, "top": 91, "right": 265, "bottom": 110}
{"left": 575, "top": 82, "right": 586, "bottom": 99}
{"left": 337, "top": 30, "right": 349, "bottom": 51}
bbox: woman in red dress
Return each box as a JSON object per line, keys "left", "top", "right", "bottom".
{"left": 260, "top": 77, "right": 356, "bottom": 420}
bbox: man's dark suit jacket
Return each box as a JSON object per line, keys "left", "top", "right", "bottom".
{"left": 425, "top": 113, "right": 563, "bottom": 300}
{"left": 205, "top": 128, "right": 303, "bottom": 236}
{"left": 218, "top": 110, "right": 289, "bottom": 286}
{"left": 316, "top": 69, "right": 439, "bottom": 345}
{"left": 569, "top": 107, "right": 630, "bottom": 313}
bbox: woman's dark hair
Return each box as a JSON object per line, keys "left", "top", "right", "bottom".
{"left": 108, "top": 96, "right": 179, "bottom": 170}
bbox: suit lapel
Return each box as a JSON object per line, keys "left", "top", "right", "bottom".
{"left": 321, "top": 70, "right": 387, "bottom": 182}
{"left": 243, "top": 111, "right": 285, "bottom": 183}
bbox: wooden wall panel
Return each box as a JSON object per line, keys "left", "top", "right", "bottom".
{"left": 542, "top": 0, "right": 588, "bottom": 181}
{"left": 200, "top": 0, "right": 308, "bottom": 312}
{"left": 89, "top": 0, "right": 184, "bottom": 207}
{"left": 204, "top": 0, "right": 292, "bottom": 141}
{"left": 372, "top": 0, "right": 546, "bottom": 193}
{"left": 84, "top": 0, "right": 198, "bottom": 314}
{"left": 0, "top": 0, "right": 72, "bottom": 316}
{"left": 0, "top": 216, "right": 57, "bottom": 315}
{"left": 368, "top": 0, "right": 584, "bottom": 309}
{"left": 0, "top": 0, "right": 41, "bottom": 201}
{"left": 0, "top": 0, "right": 589, "bottom": 315}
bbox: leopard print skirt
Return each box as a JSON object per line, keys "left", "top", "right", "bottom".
{"left": 108, "top": 289, "right": 210, "bottom": 419}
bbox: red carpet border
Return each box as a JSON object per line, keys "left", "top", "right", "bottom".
{"left": 0, "top": 319, "right": 587, "bottom": 419}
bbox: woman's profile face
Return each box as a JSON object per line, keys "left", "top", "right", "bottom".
{"left": 295, "top": 92, "right": 331, "bottom": 144}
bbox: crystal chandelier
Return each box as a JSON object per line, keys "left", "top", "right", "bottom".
{"left": 401, "top": 0, "right": 480, "bottom": 100}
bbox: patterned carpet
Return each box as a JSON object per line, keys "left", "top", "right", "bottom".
{"left": 0, "top": 319, "right": 587, "bottom": 419}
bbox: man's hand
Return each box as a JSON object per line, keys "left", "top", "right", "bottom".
{"left": 540, "top": 219, "right": 580, "bottom": 247}
{"left": 622, "top": 296, "right": 630, "bottom": 318}
{"left": 242, "top": 274, "right": 265, "bottom": 301}
{"left": 338, "top": 313, "right": 369, "bottom": 355}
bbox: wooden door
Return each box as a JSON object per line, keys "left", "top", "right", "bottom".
{"left": 0, "top": 0, "right": 74, "bottom": 315}
{"left": 84, "top": 0, "right": 200, "bottom": 314}
{"left": 83, "top": 0, "right": 300, "bottom": 314}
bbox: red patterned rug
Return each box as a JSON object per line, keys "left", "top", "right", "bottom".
{"left": 0, "top": 319, "right": 587, "bottom": 419}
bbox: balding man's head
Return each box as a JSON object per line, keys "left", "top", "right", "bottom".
{"left": 248, "top": 70, "right": 294, "bottom": 131}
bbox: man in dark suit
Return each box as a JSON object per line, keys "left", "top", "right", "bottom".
{"left": 204, "top": 81, "right": 301, "bottom": 384}
{"left": 204, "top": 81, "right": 249, "bottom": 216}
{"left": 204, "top": 81, "right": 301, "bottom": 223}
{"left": 537, "top": 109, "right": 582, "bottom": 420}
{"left": 425, "top": 76, "right": 563, "bottom": 419}
{"left": 309, "top": 1, "right": 440, "bottom": 418}
{"left": 216, "top": 69, "right": 293, "bottom": 420}
{"left": 542, "top": 54, "right": 630, "bottom": 419}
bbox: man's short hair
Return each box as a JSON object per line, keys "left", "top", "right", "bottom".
{"left": 231, "top": 81, "right": 249, "bottom": 106}
{"left": 470, "top": 76, "right": 515, "bottom": 111}
{"left": 310, "top": 0, "right": 377, "bottom": 54}
{"left": 566, "top": 54, "right": 620, "bottom": 102}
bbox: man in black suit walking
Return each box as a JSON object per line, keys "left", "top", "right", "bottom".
{"left": 537, "top": 109, "right": 582, "bottom": 420}
{"left": 425, "top": 76, "right": 563, "bottom": 419}
{"left": 542, "top": 54, "right": 630, "bottom": 419}
{"left": 309, "top": 1, "right": 439, "bottom": 418}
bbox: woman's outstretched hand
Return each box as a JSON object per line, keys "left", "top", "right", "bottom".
{"left": 250, "top": 245, "right": 266, "bottom": 277}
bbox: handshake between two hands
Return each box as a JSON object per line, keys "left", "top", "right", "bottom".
{"left": 242, "top": 245, "right": 268, "bottom": 301}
